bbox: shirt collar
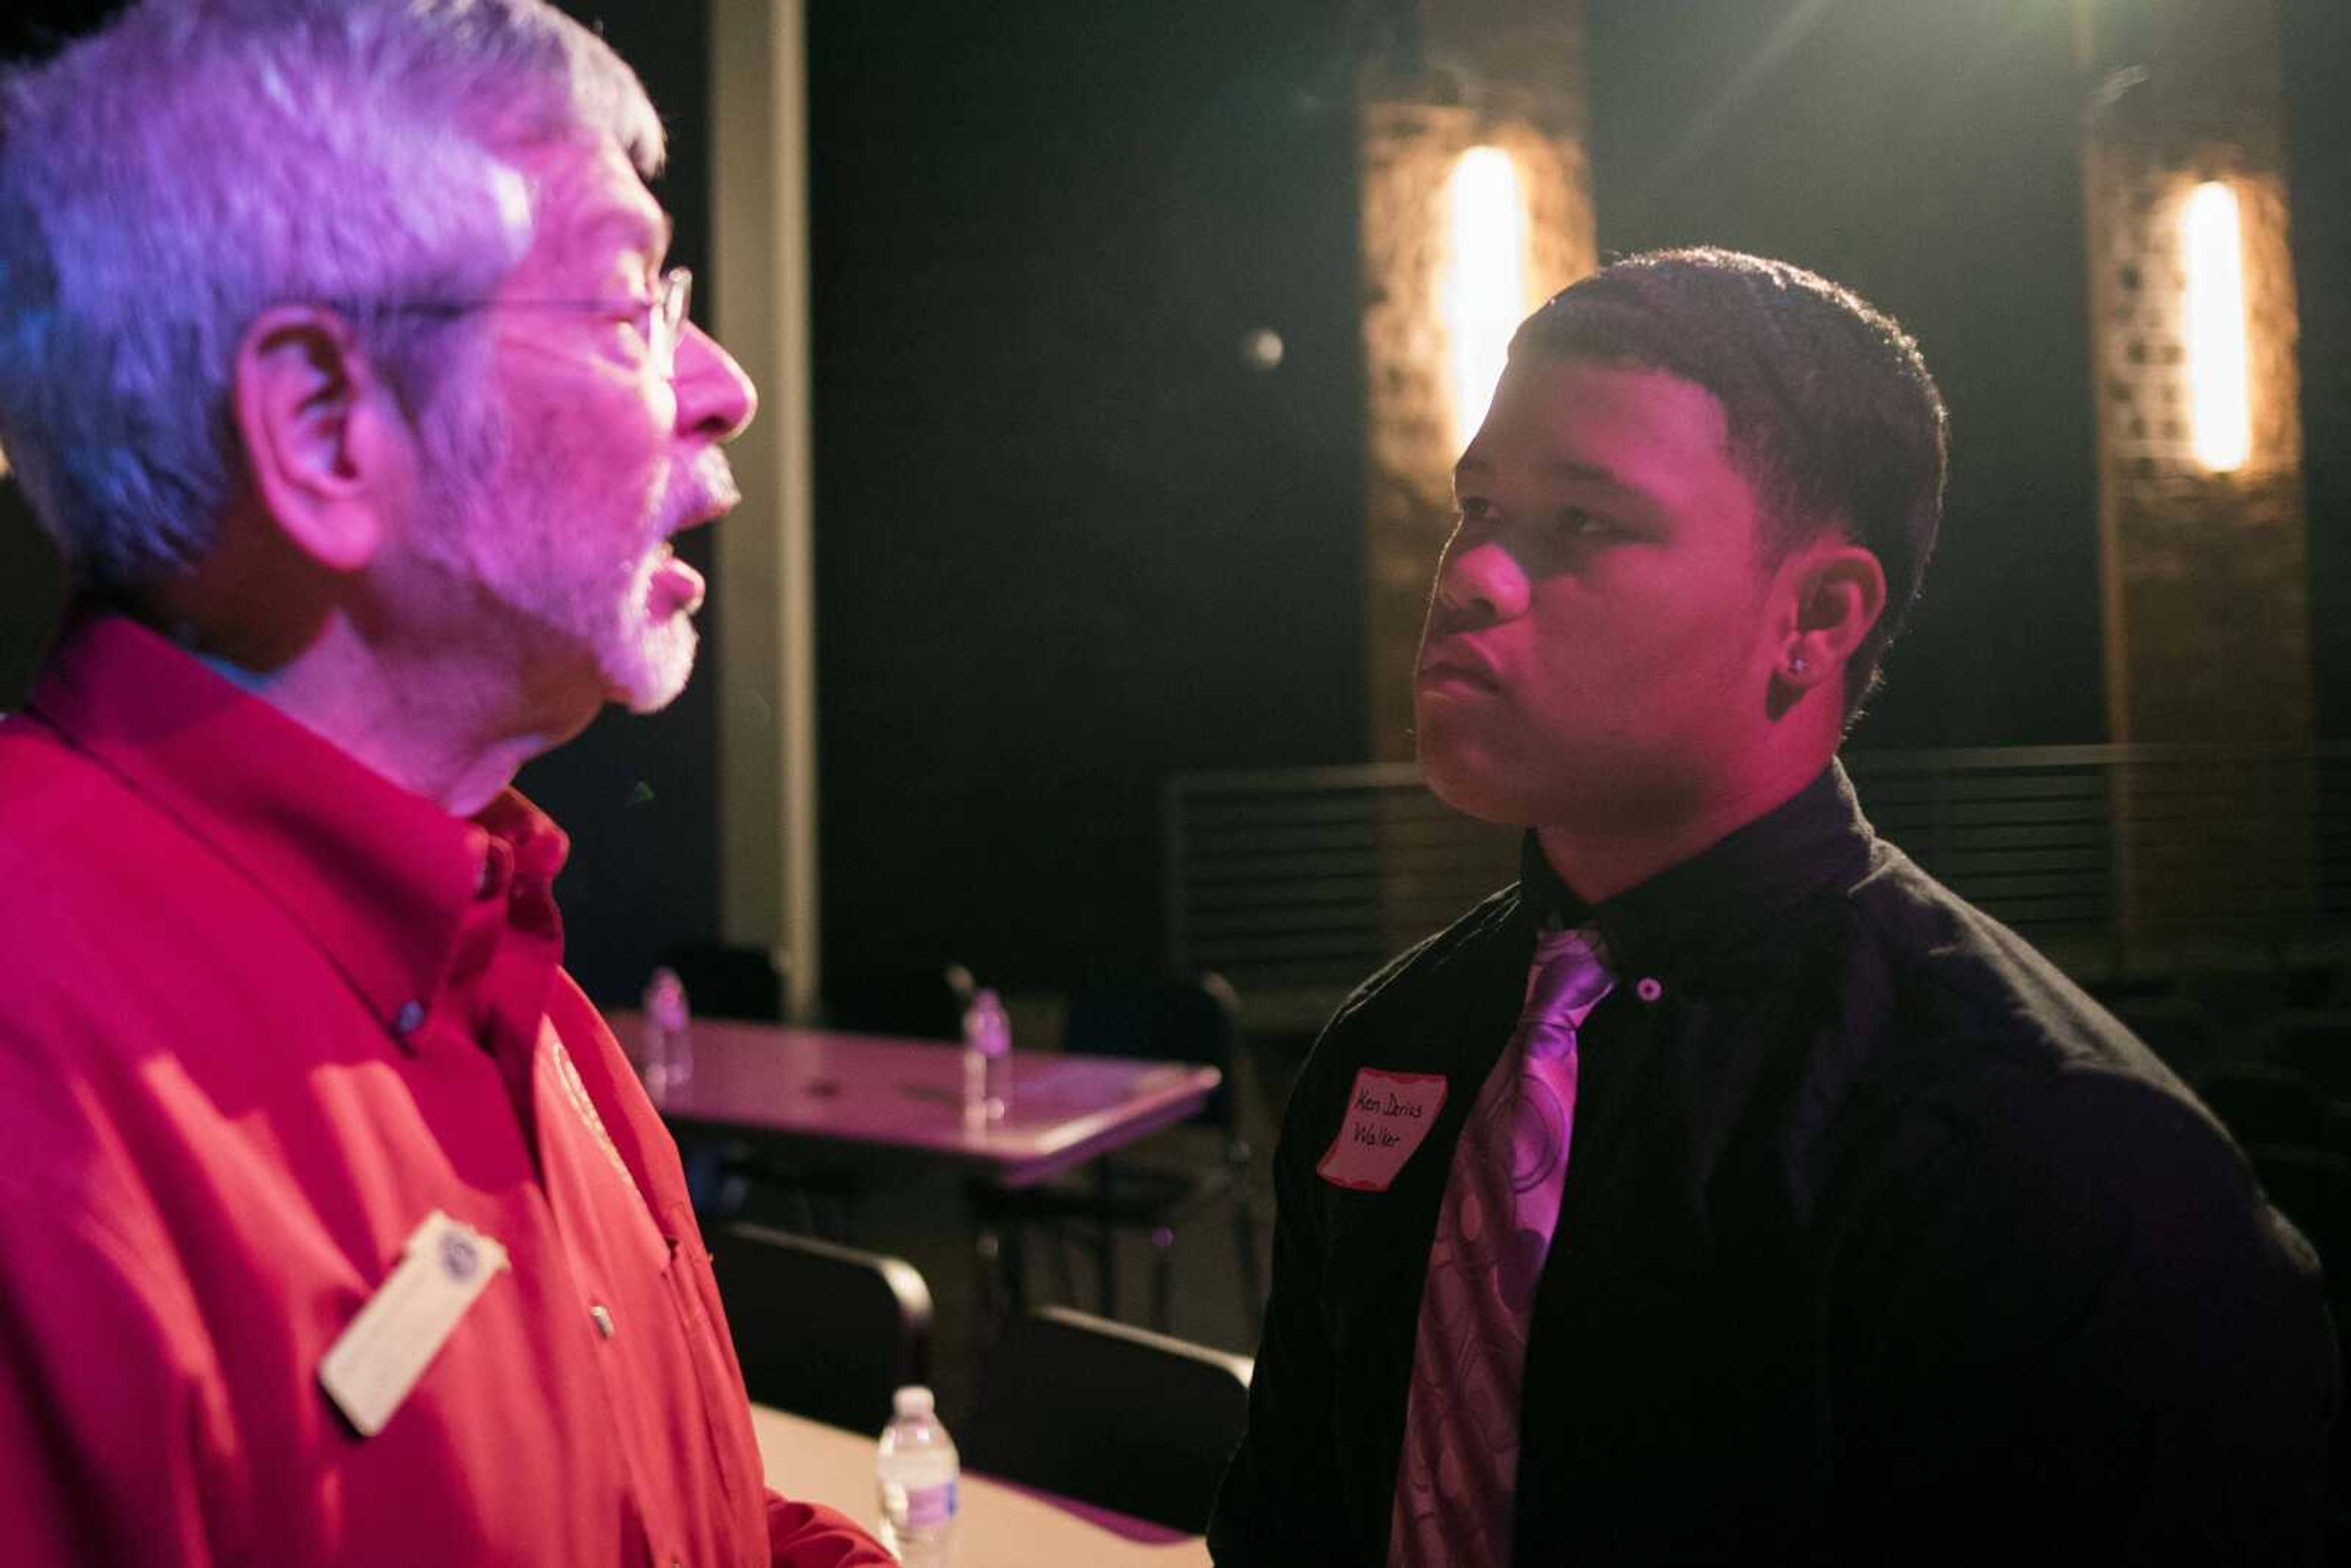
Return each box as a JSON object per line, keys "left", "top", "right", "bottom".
{"left": 26, "top": 613, "right": 571, "bottom": 1046}
{"left": 1517, "top": 762, "right": 1877, "bottom": 984}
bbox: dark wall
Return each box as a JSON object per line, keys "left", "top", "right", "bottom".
{"left": 0, "top": 482, "right": 64, "bottom": 710}
{"left": 527, "top": 0, "right": 722, "bottom": 1005}
{"left": 803, "top": 0, "right": 2127, "bottom": 995}
{"left": 1586, "top": 0, "right": 2104, "bottom": 749}
{"left": 0, "top": 4, "right": 105, "bottom": 710}
{"left": 2283, "top": 0, "right": 2351, "bottom": 740}
{"left": 808, "top": 2, "right": 1368, "bottom": 988}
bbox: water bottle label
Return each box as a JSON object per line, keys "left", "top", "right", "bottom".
{"left": 903, "top": 1479, "right": 957, "bottom": 1529}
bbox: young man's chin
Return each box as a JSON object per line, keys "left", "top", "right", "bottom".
{"left": 1418, "top": 749, "right": 1539, "bottom": 830}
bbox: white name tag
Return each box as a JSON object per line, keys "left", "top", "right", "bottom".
{"left": 1316, "top": 1068, "right": 1449, "bottom": 1192}
{"left": 319, "top": 1210, "right": 509, "bottom": 1438}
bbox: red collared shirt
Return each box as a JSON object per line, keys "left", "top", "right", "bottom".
{"left": 0, "top": 616, "right": 888, "bottom": 1567}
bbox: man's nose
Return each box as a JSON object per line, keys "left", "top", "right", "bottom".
{"left": 673, "top": 321, "right": 758, "bottom": 443}
{"left": 1434, "top": 536, "right": 1531, "bottom": 625}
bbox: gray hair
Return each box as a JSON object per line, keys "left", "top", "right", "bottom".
{"left": 0, "top": 0, "right": 666, "bottom": 596}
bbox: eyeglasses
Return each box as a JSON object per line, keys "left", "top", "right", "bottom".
{"left": 369, "top": 266, "right": 694, "bottom": 379}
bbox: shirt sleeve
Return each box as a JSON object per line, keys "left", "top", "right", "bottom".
{"left": 1823, "top": 1063, "right": 2341, "bottom": 1565}
{"left": 1207, "top": 1051, "right": 1351, "bottom": 1566}
{"left": 765, "top": 1491, "right": 896, "bottom": 1567}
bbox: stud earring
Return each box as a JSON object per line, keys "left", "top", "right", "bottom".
{"left": 1788, "top": 655, "right": 1810, "bottom": 677}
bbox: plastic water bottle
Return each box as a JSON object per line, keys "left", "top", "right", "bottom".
{"left": 875, "top": 1384, "right": 959, "bottom": 1565}
{"left": 961, "top": 987, "right": 1011, "bottom": 1129}
{"left": 641, "top": 965, "right": 692, "bottom": 1106}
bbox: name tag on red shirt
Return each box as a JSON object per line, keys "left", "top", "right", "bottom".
{"left": 319, "top": 1210, "right": 509, "bottom": 1438}
{"left": 1316, "top": 1068, "right": 1449, "bottom": 1191}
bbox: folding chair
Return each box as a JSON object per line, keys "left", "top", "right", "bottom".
{"left": 822, "top": 962, "right": 976, "bottom": 1041}
{"left": 2196, "top": 1061, "right": 2338, "bottom": 1151}
{"left": 2105, "top": 994, "right": 2222, "bottom": 1085}
{"left": 2263, "top": 1010, "right": 2351, "bottom": 1101}
{"left": 962, "top": 1304, "right": 1253, "bottom": 1533}
{"left": 654, "top": 945, "right": 899, "bottom": 1236}
{"left": 970, "top": 973, "right": 1262, "bottom": 1334}
{"left": 707, "top": 1222, "right": 934, "bottom": 1434}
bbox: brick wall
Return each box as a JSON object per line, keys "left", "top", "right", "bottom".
{"left": 2077, "top": 0, "right": 2317, "bottom": 945}
{"left": 2081, "top": 0, "right": 2312, "bottom": 746}
{"left": 1357, "top": 1, "right": 1596, "bottom": 762}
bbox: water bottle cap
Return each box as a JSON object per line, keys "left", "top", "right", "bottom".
{"left": 962, "top": 990, "right": 1010, "bottom": 1056}
{"left": 892, "top": 1384, "right": 935, "bottom": 1419}
{"left": 646, "top": 966, "right": 689, "bottom": 1030}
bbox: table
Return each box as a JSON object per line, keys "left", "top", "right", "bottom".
{"left": 754, "top": 1404, "right": 1212, "bottom": 1566}
{"left": 607, "top": 1011, "right": 1221, "bottom": 1190}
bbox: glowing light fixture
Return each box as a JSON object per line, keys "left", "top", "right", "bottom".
{"left": 1443, "top": 145, "right": 1528, "bottom": 448}
{"left": 2181, "top": 180, "right": 2251, "bottom": 473}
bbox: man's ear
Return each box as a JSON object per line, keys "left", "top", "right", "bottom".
{"left": 230, "top": 306, "right": 400, "bottom": 573}
{"left": 1778, "top": 539, "right": 1887, "bottom": 695}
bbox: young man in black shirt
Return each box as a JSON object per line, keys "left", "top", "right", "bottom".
{"left": 1209, "top": 248, "right": 2338, "bottom": 1566}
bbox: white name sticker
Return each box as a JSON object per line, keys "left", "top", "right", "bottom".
{"left": 319, "top": 1210, "right": 509, "bottom": 1438}
{"left": 1316, "top": 1068, "right": 1450, "bottom": 1192}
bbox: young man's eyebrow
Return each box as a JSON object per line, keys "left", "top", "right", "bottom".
{"left": 1452, "top": 455, "right": 1642, "bottom": 491}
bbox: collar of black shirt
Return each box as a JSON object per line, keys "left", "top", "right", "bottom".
{"left": 1515, "top": 760, "right": 1879, "bottom": 989}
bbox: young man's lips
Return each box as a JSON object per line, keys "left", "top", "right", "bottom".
{"left": 1417, "top": 651, "right": 1502, "bottom": 692}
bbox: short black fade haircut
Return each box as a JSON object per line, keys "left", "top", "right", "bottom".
{"left": 1510, "top": 247, "right": 1949, "bottom": 722}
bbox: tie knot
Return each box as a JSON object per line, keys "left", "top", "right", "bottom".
{"left": 1521, "top": 926, "right": 1613, "bottom": 1039}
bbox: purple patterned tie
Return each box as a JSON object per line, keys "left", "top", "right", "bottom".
{"left": 1389, "top": 926, "right": 1614, "bottom": 1568}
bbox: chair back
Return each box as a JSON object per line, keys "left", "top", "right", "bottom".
{"left": 2197, "top": 1062, "right": 2339, "bottom": 1151}
{"left": 1062, "top": 973, "right": 1245, "bottom": 1135}
{"left": 708, "top": 1222, "right": 933, "bottom": 1433}
{"left": 2105, "top": 994, "right": 2221, "bottom": 1084}
{"left": 2267, "top": 1010, "right": 2351, "bottom": 1101}
{"left": 823, "top": 964, "right": 975, "bottom": 1040}
{"left": 658, "top": 940, "right": 784, "bottom": 1022}
{"left": 2170, "top": 964, "right": 2290, "bottom": 1032}
{"left": 962, "top": 1305, "right": 1253, "bottom": 1533}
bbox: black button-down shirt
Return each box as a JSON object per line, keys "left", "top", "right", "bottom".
{"left": 1211, "top": 763, "right": 2338, "bottom": 1566}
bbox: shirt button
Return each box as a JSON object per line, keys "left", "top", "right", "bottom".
{"left": 590, "top": 1304, "right": 615, "bottom": 1340}
{"left": 392, "top": 999, "right": 427, "bottom": 1036}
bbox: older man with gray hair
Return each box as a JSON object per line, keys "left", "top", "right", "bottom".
{"left": 0, "top": 3, "right": 890, "bottom": 1562}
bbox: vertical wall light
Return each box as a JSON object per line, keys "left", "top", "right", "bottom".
{"left": 1362, "top": 89, "right": 1595, "bottom": 761}
{"left": 1443, "top": 145, "right": 1529, "bottom": 449}
{"left": 2181, "top": 179, "right": 2251, "bottom": 474}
